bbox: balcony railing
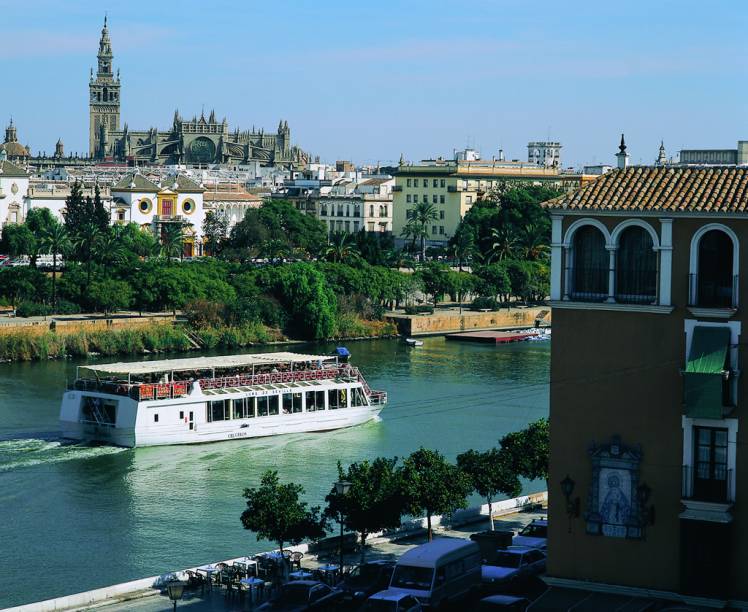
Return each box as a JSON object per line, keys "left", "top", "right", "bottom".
{"left": 682, "top": 465, "right": 733, "bottom": 503}
{"left": 615, "top": 269, "right": 657, "bottom": 305}
{"left": 689, "top": 273, "right": 738, "bottom": 309}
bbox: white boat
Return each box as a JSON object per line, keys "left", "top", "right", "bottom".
{"left": 405, "top": 338, "right": 424, "bottom": 347}
{"left": 59, "top": 351, "right": 387, "bottom": 448}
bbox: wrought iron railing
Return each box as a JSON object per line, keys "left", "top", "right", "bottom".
{"left": 615, "top": 269, "right": 657, "bottom": 304}
{"left": 567, "top": 267, "right": 609, "bottom": 302}
{"left": 689, "top": 273, "right": 738, "bottom": 309}
{"left": 682, "top": 465, "right": 733, "bottom": 503}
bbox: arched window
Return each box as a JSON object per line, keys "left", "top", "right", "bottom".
{"left": 571, "top": 226, "right": 608, "bottom": 301}
{"left": 696, "top": 230, "right": 734, "bottom": 308}
{"left": 616, "top": 227, "right": 657, "bottom": 304}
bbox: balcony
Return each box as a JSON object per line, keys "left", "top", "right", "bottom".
{"left": 681, "top": 465, "right": 733, "bottom": 523}
{"left": 688, "top": 273, "right": 738, "bottom": 318}
{"left": 566, "top": 266, "right": 609, "bottom": 303}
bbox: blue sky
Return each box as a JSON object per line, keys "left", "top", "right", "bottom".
{"left": 2, "top": 0, "right": 747, "bottom": 167}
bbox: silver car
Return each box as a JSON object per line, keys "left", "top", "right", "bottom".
{"left": 481, "top": 546, "right": 546, "bottom": 585}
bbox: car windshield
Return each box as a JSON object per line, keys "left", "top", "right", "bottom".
{"left": 347, "top": 564, "right": 385, "bottom": 585}
{"left": 493, "top": 552, "right": 522, "bottom": 568}
{"left": 391, "top": 565, "right": 433, "bottom": 590}
{"left": 520, "top": 524, "right": 547, "bottom": 538}
{"left": 278, "top": 584, "right": 310, "bottom": 604}
{"left": 364, "top": 600, "right": 398, "bottom": 612}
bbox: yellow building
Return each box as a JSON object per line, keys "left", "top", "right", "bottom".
{"left": 392, "top": 158, "right": 590, "bottom": 247}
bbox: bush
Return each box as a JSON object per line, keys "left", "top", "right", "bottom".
{"left": 404, "top": 305, "right": 434, "bottom": 315}
{"left": 15, "top": 301, "right": 52, "bottom": 318}
{"left": 54, "top": 300, "right": 81, "bottom": 315}
{"left": 184, "top": 299, "right": 224, "bottom": 328}
{"left": 470, "top": 296, "right": 499, "bottom": 311}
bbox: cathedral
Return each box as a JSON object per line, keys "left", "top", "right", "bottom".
{"left": 89, "top": 18, "right": 309, "bottom": 168}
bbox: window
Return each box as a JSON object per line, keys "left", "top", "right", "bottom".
{"left": 138, "top": 198, "right": 152, "bottom": 214}
{"left": 406, "top": 209, "right": 412, "bottom": 220}
{"left": 440, "top": 195, "right": 445, "bottom": 204}
{"left": 407, "top": 179, "right": 411, "bottom": 187}
{"left": 268, "top": 395, "right": 279, "bottom": 415}
{"left": 693, "top": 427, "right": 729, "bottom": 502}
{"left": 117, "top": 209, "right": 125, "bottom": 222}
{"left": 694, "top": 230, "right": 735, "bottom": 308}
{"left": 571, "top": 226, "right": 608, "bottom": 301}
{"left": 182, "top": 199, "right": 195, "bottom": 215}
{"left": 179, "top": 411, "right": 184, "bottom": 420}
{"left": 439, "top": 210, "right": 445, "bottom": 220}
{"left": 354, "top": 221, "right": 360, "bottom": 232}
{"left": 440, "top": 179, "right": 445, "bottom": 188}
{"left": 328, "top": 388, "right": 347, "bottom": 409}
{"left": 370, "top": 205, "right": 375, "bottom": 217}
{"left": 432, "top": 195, "right": 438, "bottom": 204}
{"left": 440, "top": 226, "right": 444, "bottom": 235}
{"left": 154, "top": 413, "right": 159, "bottom": 423}
{"left": 282, "top": 392, "right": 303, "bottom": 414}
{"left": 257, "top": 396, "right": 269, "bottom": 417}
{"left": 615, "top": 227, "right": 657, "bottom": 304}
{"left": 465, "top": 195, "right": 473, "bottom": 204}
{"left": 161, "top": 198, "right": 174, "bottom": 217}
{"left": 406, "top": 195, "right": 411, "bottom": 203}
{"left": 234, "top": 397, "right": 255, "bottom": 418}
{"left": 432, "top": 225, "right": 437, "bottom": 235}
{"left": 352, "top": 387, "right": 367, "bottom": 406}
{"left": 306, "top": 390, "right": 326, "bottom": 411}
{"left": 433, "top": 179, "right": 438, "bottom": 188}
{"left": 423, "top": 179, "right": 428, "bottom": 187}
{"left": 208, "top": 399, "right": 229, "bottom": 422}
{"left": 422, "top": 195, "right": 428, "bottom": 203}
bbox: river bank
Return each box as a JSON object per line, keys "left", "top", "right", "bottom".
{"left": 0, "top": 317, "right": 397, "bottom": 362}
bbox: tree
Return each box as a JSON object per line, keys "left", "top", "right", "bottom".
{"left": 324, "top": 232, "right": 360, "bottom": 264}
{"left": 240, "top": 470, "right": 326, "bottom": 555}
{"left": 474, "top": 263, "right": 511, "bottom": 304}
{"left": 70, "top": 221, "right": 104, "bottom": 284}
{"left": 94, "top": 228, "right": 128, "bottom": 268}
{"left": 88, "top": 278, "right": 133, "bottom": 314}
{"left": 457, "top": 449, "right": 521, "bottom": 531}
{"left": 0, "top": 267, "right": 48, "bottom": 308}
{"left": 449, "top": 224, "right": 476, "bottom": 271}
{"left": 401, "top": 448, "right": 472, "bottom": 541}
{"left": 497, "top": 418, "right": 550, "bottom": 482}
{"left": 160, "top": 222, "right": 188, "bottom": 261}
{"left": 25, "top": 208, "right": 57, "bottom": 268}
{"left": 38, "top": 222, "right": 70, "bottom": 307}
{"left": 487, "top": 225, "right": 518, "bottom": 263}
{"left": 324, "top": 458, "right": 406, "bottom": 561}
{"left": 1, "top": 224, "right": 36, "bottom": 265}
{"left": 62, "top": 181, "right": 88, "bottom": 234}
{"left": 417, "top": 262, "right": 450, "bottom": 305}
{"left": 203, "top": 210, "right": 229, "bottom": 256}
{"left": 410, "top": 202, "right": 438, "bottom": 261}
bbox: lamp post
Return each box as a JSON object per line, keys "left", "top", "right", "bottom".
{"left": 334, "top": 480, "right": 352, "bottom": 575}
{"left": 165, "top": 580, "right": 185, "bottom": 612}
{"left": 560, "top": 475, "right": 580, "bottom": 533}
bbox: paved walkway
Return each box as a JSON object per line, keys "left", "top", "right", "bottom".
{"left": 89, "top": 509, "right": 545, "bottom": 611}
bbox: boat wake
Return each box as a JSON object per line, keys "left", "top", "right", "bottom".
{"left": 0, "top": 437, "right": 128, "bottom": 472}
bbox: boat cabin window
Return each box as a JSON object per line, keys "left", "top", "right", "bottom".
{"left": 207, "top": 399, "right": 230, "bottom": 422}
{"left": 233, "top": 397, "right": 255, "bottom": 419}
{"left": 352, "top": 387, "right": 367, "bottom": 407}
{"left": 306, "top": 390, "right": 325, "bottom": 411}
{"left": 154, "top": 413, "right": 159, "bottom": 423}
{"left": 283, "top": 393, "right": 303, "bottom": 414}
{"left": 269, "top": 395, "right": 279, "bottom": 415}
{"left": 257, "top": 396, "right": 269, "bottom": 417}
{"left": 256, "top": 395, "right": 280, "bottom": 417}
{"left": 328, "top": 388, "right": 348, "bottom": 409}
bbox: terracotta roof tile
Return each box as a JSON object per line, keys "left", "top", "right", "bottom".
{"left": 545, "top": 166, "right": 748, "bottom": 213}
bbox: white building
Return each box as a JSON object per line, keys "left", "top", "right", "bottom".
{"left": 313, "top": 176, "right": 394, "bottom": 235}
{"left": 527, "top": 141, "right": 562, "bottom": 167}
{"left": 0, "top": 159, "right": 31, "bottom": 227}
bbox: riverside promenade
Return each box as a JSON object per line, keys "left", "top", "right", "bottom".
{"left": 5, "top": 493, "right": 546, "bottom": 612}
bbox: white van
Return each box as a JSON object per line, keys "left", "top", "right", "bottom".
{"left": 388, "top": 537, "right": 481, "bottom": 608}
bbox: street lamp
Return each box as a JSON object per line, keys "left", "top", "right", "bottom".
{"left": 165, "top": 580, "right": 185, "bottom": 612}
{"left": 560, "top": 475, "right": 580, "bottom": 533}
{"left": 334, "top": 480, "right": 352, "bottom": 574}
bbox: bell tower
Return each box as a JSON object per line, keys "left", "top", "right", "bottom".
{"left": 89, "top": 16, "right": 120, "bottom": 157}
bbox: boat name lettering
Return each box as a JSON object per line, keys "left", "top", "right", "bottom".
{"left": 228, "top": 431, "right": 248, "bottom": 439}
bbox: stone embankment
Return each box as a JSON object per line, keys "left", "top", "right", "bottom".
{"left": 385, "top": 305, "right": 551, "bottom": 336}
{"left": 4, "top": 492, "right": 547, "bottom": 612}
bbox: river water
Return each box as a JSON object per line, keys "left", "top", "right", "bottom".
{"left": 0, "top": 337, "right": 550, "bottom": 608}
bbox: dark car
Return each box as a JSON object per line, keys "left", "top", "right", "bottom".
{"left": 477, "top": 594, "right": 529, "bottom": 610}
{"left": 337, "top": 560, "right": 396, "bottom": 601}
{"left": 256, "top": 580, "right": 345, "bottom": 611}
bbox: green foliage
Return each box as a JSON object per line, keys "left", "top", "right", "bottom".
{"left": 15, "top": 301, "right": 52, "bottom": 318}
{"left": 323, "top": 232, "right": 360, "bottom": 264}
{"left": 401, "top": 448, "right": 472, "bottom": 541}
{"left": 497, "top": 418, "right": 550, "bottom": 482}
{"left": 417, "top": 262, "right": 451, "bottom": 304}
{"left": 0, "top": 267, "right": 49, "bottom": 307}
{"left": 88, "top": 279, "right": 133, "bottom": 314}
{"left": 457, "top": 448, "right": 521, "bottom": 522}
{"left": 183, "top": 299, "right": 224, "bottom": 328}
{"left": 324, "top": 458, "right": 406, "bottom": 557}
{"left": 240, "top": 470, "right": 326, "bottom": 553}
{"left": 203, "top": 210, "right": 229, "bottom": 256}
{"left": 474, "top": 263, "right": 511, "bottom": 302}
{"left": 404, "top": 305, "right": 434, "bottom": 315}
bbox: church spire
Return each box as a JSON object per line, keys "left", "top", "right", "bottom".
{"left": 97, "top": 15, "right": 113, "bottom": 77}
{"left": 656, "top": 140, "right": 667, "bottom": 166}
{"left": 615, "top": 133, "right": 630, "bottom": 170}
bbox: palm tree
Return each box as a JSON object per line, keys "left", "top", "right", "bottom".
{"left": 450, "top": 226, "right": 476, "bottom": 271}
{"left": 71, "top": 222, "right": 103, "bottom": 284}
{"left": 411, "top": 202, "right": 438, "bottom": 262}
{"left": 487, "top": 225, "right": 518, "bottom": 263}
{"left": 160, "top": 222, "right": 187, "bottom": 262}
{"left": 519, "top": 223, "right": 550, "bottom": 261}
{"left": 324, "top": 232, "right": 360, "bottom": 264}
{"left": 38, "top": 223, "right": 70, "bottom": 308}
{"left": 94, "top": 228, "right": 128, "bottom": 267}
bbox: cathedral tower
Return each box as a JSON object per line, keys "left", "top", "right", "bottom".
{"left": 89, "top": 16, "right": 120, "bottom": 157}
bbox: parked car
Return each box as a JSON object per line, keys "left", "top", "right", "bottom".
{"left": 477, "top": 594, "right": 530, "bottom": 610}
{"left": 481, "top": 546, "right": 546, "bottom": 586}
{"left": 511, "top": 519, "right": 547, "bottom": 550}
{"left": 256, "top": 580, "right": 345, "bottom": 611}
{"left": 365, "top": 589, "right": 423, "bottom": 611}
{"left": 388, "top": 537, "right": 481, "bottom": 608}
{"left": 337, "top": 560, "right": 395, "bottom": 601}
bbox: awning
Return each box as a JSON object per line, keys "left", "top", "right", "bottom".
{"left": 683, "top": 326, "right": 730, "bottom": 419}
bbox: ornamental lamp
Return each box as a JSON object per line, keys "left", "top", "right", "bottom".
{"left": 334, "top": 480, "right": 352, "bottom": 496}
{"left": 560, "top": 475, "right": 575, "bottom": 499}
{"left": 166, "top": 580, "right": 186, "bottom": 611}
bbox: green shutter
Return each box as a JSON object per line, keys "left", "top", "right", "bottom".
{"left": 684, "top": 326, "right": 730, "bottom": 419}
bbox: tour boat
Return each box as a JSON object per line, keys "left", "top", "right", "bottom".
{"left": 59, "top": 351, "right": 387, "bottom": 448}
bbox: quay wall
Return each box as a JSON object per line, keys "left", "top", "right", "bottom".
{"left": 3, "top": 492, "right": 547, "bottom": 612}
{"left": 385, "top": 306, "right": 551, "bottom": 336}
{"left": 0, "top": 313, "right": 178, "bottom": 335}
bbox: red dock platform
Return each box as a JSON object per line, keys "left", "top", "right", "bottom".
{"left": 445, "top": 330, "right": 537, "bottom": 344}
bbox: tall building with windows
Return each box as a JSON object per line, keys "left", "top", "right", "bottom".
{"left": 89, "top": 16, "right": 120, "bottom": 157}
{"left": 542, "top": 165, "right": 748, "bottom": 608}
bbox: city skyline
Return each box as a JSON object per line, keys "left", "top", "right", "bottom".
{"left": 2, "top": 0, "right": 747, "bottom": 166}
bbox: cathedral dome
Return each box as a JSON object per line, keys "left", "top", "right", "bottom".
{"left": 0, "top": 141, "right": 29, "bottom": 158}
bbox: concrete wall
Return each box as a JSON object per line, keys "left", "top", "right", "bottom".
{"left": 385, "top": 306, "right": 550, "bottom": 336}
{"left": 0, "top": 314, "right": 177, "bottom": 335}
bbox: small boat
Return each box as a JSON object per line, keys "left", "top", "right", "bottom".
{"left": 405, "top": 338, "right": 424, "bottom": 347}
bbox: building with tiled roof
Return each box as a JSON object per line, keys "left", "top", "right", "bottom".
{"left": 545, "top": 149, "right": 748, "bottom": 605}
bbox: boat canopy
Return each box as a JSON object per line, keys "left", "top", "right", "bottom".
{"left": 79, "top": 352, "right": 337, "bottom": 378}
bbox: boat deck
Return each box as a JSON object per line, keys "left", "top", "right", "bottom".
{"left": 445, "top": 330, "right": 537, "bottom": 344}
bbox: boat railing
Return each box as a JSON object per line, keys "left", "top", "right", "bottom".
{"left": 197, "top": 366, "right": 355, "bottom": 390}
{"left": 368, "top": 391, "right": 387, "bottom": 406}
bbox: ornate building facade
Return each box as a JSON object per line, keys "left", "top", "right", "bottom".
{"left": 89, "top": 18, "right": 309, "bottom": 168}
